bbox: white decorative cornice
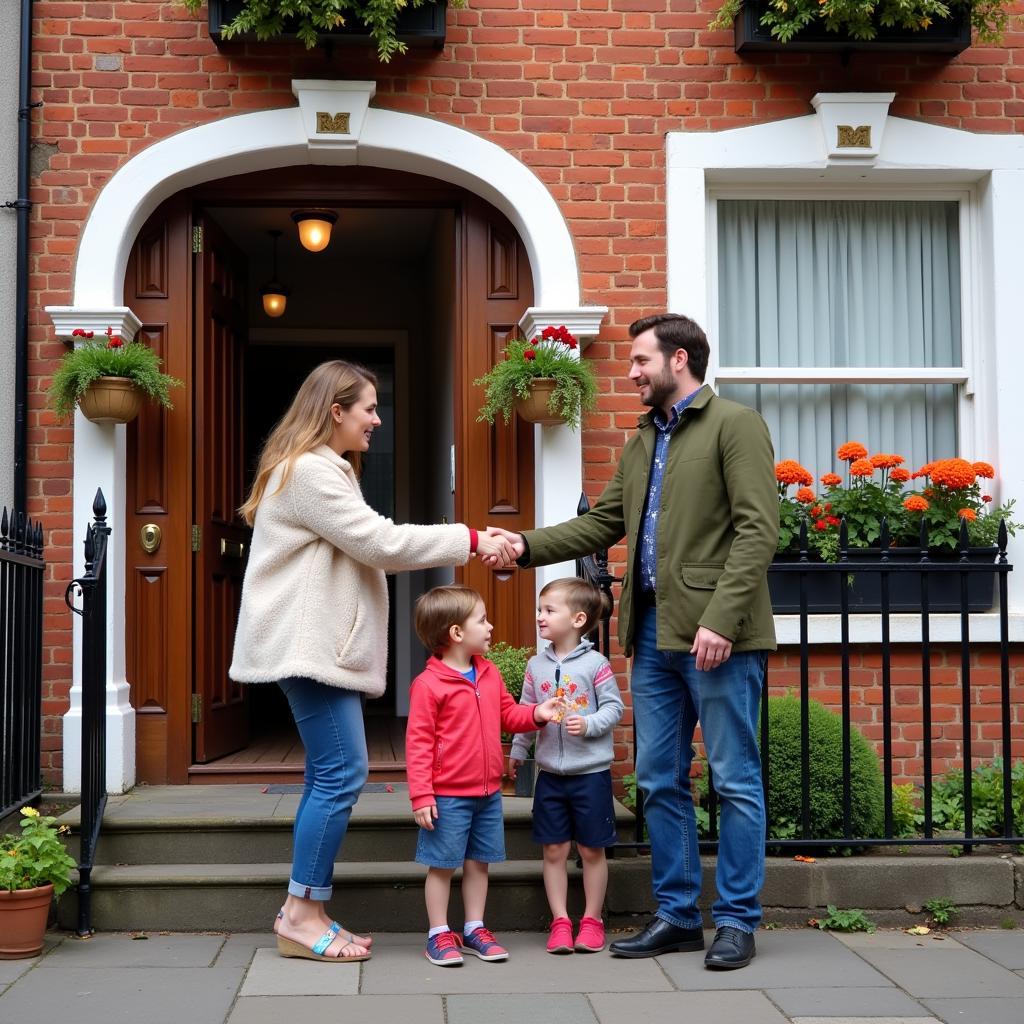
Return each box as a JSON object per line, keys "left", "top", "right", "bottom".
{"left": 46, "top": 306, "right": 143, "bottom": 343}
{"left": 518, "top": 307, "right": 609, "bottom": 347}
{"left": 811, "top": 92, "right": 895, "bottom": 164}
{"left": 292, "top": 80, "right": 376, "bottom": 155}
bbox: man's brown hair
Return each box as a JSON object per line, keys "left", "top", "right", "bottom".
{"left": 539, "top": 577, "right": 612, "bottom": 636}
{"left": 414, "top": 585, "right": 483, "bottom": 655}
{"left": 629, "top": 313, "right": 710, "bottom": 382}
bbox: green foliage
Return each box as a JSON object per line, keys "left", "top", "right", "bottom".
{"left": 923, "top": 897, "right": 956, "bottom": 927}
{"left": 764, "top": 695, "right": 885, "bottom": 842}
{"left": 891, "top": 782, "right": 919, "bottom": 839}
{"left": 925, "top": 759, "right": 1024, "bottom": 837}
{"left": 484, "top": 641, "right": 533, "bottom": 703}
{"left": 181, "top": 0, "right": 459, "bottom": 62}
{"left": 0, "top": 808, "right": 77, "bottom": 896}
{"left": 49, "top": 338, "right": 183, "bottom": 419}
{"left": 711, "top": 0, "right": 1014, "bottom": 46}
{"left": 816, "top": 905, "right": 876, "bottom": 933}
{"left": 475, "top": 332, "right": 598, "bottom": 432}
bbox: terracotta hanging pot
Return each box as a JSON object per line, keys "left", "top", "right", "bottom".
{"left": 78, "top": 376, "right": 144, "bottom": 424}
{"left": 514, "top": 378, "right": 568, "bottom": 426}
{"left": 0, "top": 884, "right": 54, "bottom": 959}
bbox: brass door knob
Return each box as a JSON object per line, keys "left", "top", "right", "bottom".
{"left": 140, "top": 523, "right": 162, "bottom": 554}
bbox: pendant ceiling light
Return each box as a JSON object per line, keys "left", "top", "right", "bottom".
{"left": 291, "top": 209, "right": 338, "bottom": 253}
{"left": 260, "top": 229, "right": 289, "bottom": 318}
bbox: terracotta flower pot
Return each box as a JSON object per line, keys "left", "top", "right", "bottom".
{"left": 0, "top": 883, "right": 54, "bottom": 959}
{"left": 514, "top": 378, "right": 567, "bottom": 426}
{"left": 78, "top": 376, "right": 144, "bottom": 424}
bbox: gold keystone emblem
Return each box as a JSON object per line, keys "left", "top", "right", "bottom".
{"left": 316, "top": 111, "right": 351, "bottom": 135}
{"left": 837, "top": 125, "right": 871, "bottom": 149}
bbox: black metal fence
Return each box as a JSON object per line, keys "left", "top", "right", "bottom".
{"left": 64, "top": 489, "right": 110, "bottom": 937}
{"left": 0, "top": 507, "right": 45, "bottom": 821}
{"left": 575, "top": 497, "right": 1021, "bottom": 852}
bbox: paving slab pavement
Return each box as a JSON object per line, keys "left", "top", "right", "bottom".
{"left": 0, "top": 927, "right": 1021, "bottom": 1024}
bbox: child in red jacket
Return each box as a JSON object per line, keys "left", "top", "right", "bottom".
{"left": 407, "top": 584, "right": 561, "bottom": 967}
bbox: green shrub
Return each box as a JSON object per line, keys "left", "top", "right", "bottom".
{"left": 484, "top": 642, "right": 533, "bottom": 702}
{"left": 891, "top": 782, "right": 919, "bottom": 838}
{"left": 927, "top": 759, "right": 1024, "bottom": 837}
{"left": 763, "top": 694, "right": 884, "bottom": 841}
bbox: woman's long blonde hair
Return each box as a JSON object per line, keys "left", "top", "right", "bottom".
{"left": 240, "top": 360, "right": 378, "bottom": 526}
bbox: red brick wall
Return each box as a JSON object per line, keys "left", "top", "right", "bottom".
{"left": 27, "top": 0, "right": 1024, "bottom": 784}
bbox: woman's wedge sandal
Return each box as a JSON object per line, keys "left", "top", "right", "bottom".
{"left": 274, "top": 912, "right": 371, "bottom": 947}
{"left": 277, "top": 927, "right": 371, "bottom": 963}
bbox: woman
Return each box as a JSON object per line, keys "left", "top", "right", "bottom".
{"left": 229, "top": 360, "right": 515, "bottom": 963}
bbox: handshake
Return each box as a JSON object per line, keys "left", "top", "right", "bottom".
{"left": 472, "top": 526, "right": 525, "bottom": 569}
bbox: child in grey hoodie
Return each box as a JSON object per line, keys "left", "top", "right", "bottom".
{"left": 509, "top": 577, "right": 624, "bottom": 955}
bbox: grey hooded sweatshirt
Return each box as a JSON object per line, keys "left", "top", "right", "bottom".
{"left": 510, "top": 639, "right": 624, "bottom": 776}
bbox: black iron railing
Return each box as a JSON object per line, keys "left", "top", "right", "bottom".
{"left": 64, "top": 489, "right": 110, "bottom": 936}
{"left": 575, "top": 496, "right": 1020, "bottom": 851}
{"left": 0, "top": 507, "right": 45, "bottom": 820}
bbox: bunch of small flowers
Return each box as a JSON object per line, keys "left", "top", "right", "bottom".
{"left": 539, "top": 677, "right": 590, "bottom": 722}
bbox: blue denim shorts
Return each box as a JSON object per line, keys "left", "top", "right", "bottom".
{"left": 532, "top": 769, "right": 618, "bottom": 848}
{"left": 414, "top": 793, "right": 506, "bottom": 868}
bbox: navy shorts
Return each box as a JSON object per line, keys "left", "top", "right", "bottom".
{"left": 415, "top": 793, "right": 506, "bottom": 869}
{"left": 532, "top": 769, "right": 618, "bottom": 848}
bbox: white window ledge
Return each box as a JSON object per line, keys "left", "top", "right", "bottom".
{"left": 774, "top": 612, "right": 1024, "bottom": 646}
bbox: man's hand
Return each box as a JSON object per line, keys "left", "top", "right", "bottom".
{"left": 690, "top": 626, "right": 733, "bottom": 671}
{"left": 413, "top": 803, "right": 438, "bottom": 830}
{"left": 474, "top": 529, "right": 517, "bottom": 568}
{"left": 533, "top": 697, "right": 563, "bottom": 724}
{"left": 563, "top": 715, "right": 586, "bottom": 736}
{"left": 485, "top": 526, "right": 525, "bottom": 562}
{"left": 508, "top": 756, "right": 522, "bottom": 780}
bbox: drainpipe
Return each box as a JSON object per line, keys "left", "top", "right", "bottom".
{"left": 10, "top": 0, "right": 35, "bottom": 511}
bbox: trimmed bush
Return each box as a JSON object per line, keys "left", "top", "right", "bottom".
{"left": 764, "top": 694, "right": 884, "bottom": 840}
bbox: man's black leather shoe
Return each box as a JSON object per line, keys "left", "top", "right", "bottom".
{"left": 608, "top": 918, "right": 704, "bottom": 958}
{"left": 704, "top": 926, "right": 756, "bottom": 970}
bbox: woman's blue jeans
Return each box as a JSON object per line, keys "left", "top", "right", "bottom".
{"left": 631, "top": 604, "right": 767, "bottom": 933}
{"left": 278, "top": 677, "right": 368, "bottom": 901}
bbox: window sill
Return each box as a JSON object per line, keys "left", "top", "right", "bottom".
{"left": 773, "top": 612, "right": 1024, "bottom": 646}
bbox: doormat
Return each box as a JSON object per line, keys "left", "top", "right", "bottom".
{"left": 265, "top": 783, "right": 408, "bottom": 794}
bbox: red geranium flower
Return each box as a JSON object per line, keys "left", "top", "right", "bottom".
{"left": 523, "top": 348, "right": 537, "bottom": 361}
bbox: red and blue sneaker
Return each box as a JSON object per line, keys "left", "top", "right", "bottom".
{"left": 460, "top": 926, "right": 509, "bottom": 962}
{"left": 425, "top": 929, "right": 464, "bottom": 967}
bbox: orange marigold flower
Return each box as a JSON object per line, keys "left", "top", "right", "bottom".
{"left": 930, "top": 458, "right": 976, "bottom": 490}
{"left": 890, "top": 468, "right": 911, "bottom": 483}
{"left": 957, "top": 508, "right": 977, "bottom": 521}
{"left": 972, "top": 461, "right": 995, "bottom": 479}
{"left": 870, "top": 453, "right": 905, "bottom": 469}
{"left": 923, "top": 487, "right": 934, "bottom": 497}
{"left": 775, "top": 460, "right": 813, "bottom": 487}
{"left": 849, "top": 458, "right": 875, "bottom": 477}
{"left": 796, "top": 487, "right": 816, "bottom": 504}
{"left": 912, "top": 461, "right": 936, "bottom": 480}
{"left": 811, "top": 505, "right": 822, "bottom": 517}
{"left": 903, "top": 495, "right": 930, "bottom": 512}
{"left": 837, "top": 442, "right": 868, "bottom": 462}
{"left": 820, "top": 472, "right": 842, "bottom": 487}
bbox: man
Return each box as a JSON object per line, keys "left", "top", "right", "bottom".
{"left": 488, "top": 313, "right": 778, "bottom": 969}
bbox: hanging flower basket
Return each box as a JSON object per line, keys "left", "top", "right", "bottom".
{"left": 76, "top": 377, "right": 145, "bottom": 425}
{"left": 514, "top": 378, "right": 567, "bottom": 426}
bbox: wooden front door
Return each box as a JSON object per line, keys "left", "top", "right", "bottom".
{"left": 192, "top": 214, "right": 250, "bottom": 762}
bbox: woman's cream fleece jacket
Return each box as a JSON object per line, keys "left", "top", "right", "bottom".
{"left": 229, "top": 444, "right": 470, "bottom": 696}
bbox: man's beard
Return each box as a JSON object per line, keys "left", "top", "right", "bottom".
{"left": 640, "top": 366, "right": 676, "bottom": 408}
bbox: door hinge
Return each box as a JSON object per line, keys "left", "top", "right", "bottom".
{"left": 192, "top": 225, "right": 203, "bottom": 254}
{"left": 191, "top": 693, "right": 202, "bottom": 724}
{"left": 191, "top": 525, "right": 201, "bottom": 552}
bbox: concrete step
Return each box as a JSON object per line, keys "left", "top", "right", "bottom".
{"left": 55, "top": 860, "right": 588, "bottom": 933}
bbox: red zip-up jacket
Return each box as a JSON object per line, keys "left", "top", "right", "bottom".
{"left": 406, "top": 654, "right": 540, "bottom": 811}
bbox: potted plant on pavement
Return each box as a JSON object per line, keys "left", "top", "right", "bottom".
{"left": 0, "top": 807, "right": 77, "bottom": 959}
{"left": 49, "top": 328, "right": 183, "bottom": 425}
{"left": 475, "top": 325, "right": 598, "bottom": 430}
{"left": 773, "top": 443, "right": 1018, "bottom": 613}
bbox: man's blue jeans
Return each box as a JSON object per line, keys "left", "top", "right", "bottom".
{"left": 278, "top": 677, "right": 368, "bottom": 901}
{"left": 631, "top": 604, "right": 767, "bottom": 933}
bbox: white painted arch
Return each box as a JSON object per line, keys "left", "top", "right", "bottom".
{"left": 72, "top": 82, "right": 585, "bottom": 312}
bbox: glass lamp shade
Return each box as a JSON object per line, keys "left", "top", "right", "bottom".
{"left": 292, "top": 210, "right": 338, "bottom": 253}
{"left": 260, "top": 285, "right": 289, "bottom": 318}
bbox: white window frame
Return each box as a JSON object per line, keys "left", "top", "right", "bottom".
{"left": 667, "top": 99, "right": 1024, "bottom": 639}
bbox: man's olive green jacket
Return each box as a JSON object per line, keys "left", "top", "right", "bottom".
{"left": 521, "top": 385, "right": 779, "bottom": 655}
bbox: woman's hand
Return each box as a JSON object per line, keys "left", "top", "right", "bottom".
{"left": 474, "top": 529, "right": 518, "bottom": 568}
{"left": 413, "top": 804, "right": 438, "bottom": 830}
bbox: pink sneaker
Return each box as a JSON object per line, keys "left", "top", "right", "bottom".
{"left": 574, "top": 916, "right": 606, "bottom": 953}
{"left": 546, "top": 916, "right": 574, "bottom": 955}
